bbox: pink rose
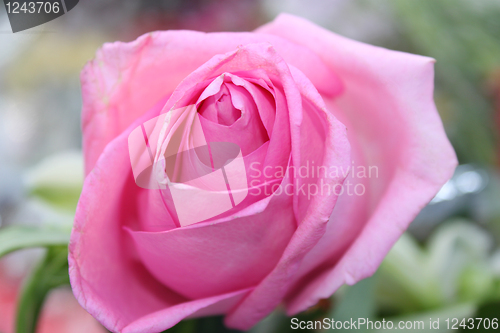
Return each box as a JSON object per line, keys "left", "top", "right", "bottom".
{"left": 69, "top": 14, "right": 457, "bottom": 332}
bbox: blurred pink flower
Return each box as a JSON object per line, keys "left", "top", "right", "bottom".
{"left": 0, "top": 262, "right": 105, "bottom": 333}
{"left": 69, "top": 14, "right": 457, "bottom": 332}
{"left": 131, "top": 0, "right": 262, "bottom": 35}
{"left": 0, "top": 264, "right": 17, "bottom": 333}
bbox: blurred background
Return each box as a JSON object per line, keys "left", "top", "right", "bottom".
{"left": 0, "top": 0, "right": 499, "bottom": 332}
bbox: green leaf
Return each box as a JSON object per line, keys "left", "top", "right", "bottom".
{"left": 467, "top": 301, "right": 500, "bottom": 332}
{"left": 374, "top": 303, "right": 476, "bottom": 333}
{"left": 162, "top": 316, "right": 242, "bottom": 333}
{"left": 330, "top": 275, "right": 377, "bottom": 321}
{"left": 24, "top": 151, "right": 83, "bottom": 212}
{"left": 0, "top": 225, "right": 71, "bottom": 258}
{"left": 30, "top": 187, "right": 82, "bottom": 212}
{"left": 248, "top": 310, "right": 292, "bottom": 333}
{"left": 322, "top": 276, "right": 377, "bottom": 333}
{"left": 161, "top": 319, "right": 197, "bottom": 333}
{"left": 377, "top": 233, "right": 443, "bottom": 313}
{"left": 15, "top": 246, "right": 70, "bottom": 333}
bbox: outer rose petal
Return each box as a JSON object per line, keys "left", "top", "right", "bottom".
{"left": 256, "top": 14, "right": 458, "bottom": 314}
{"left": 121, "top": 288, "right": 252, "bottom": 333}
{"left": 81, "top": 31, "right": 342, "bottom": 174}
{"left": 70, "top": 106, "right": 252, "bottom": 332}
{"left": 225, "top": 64, "right": 350, "bottom": 329}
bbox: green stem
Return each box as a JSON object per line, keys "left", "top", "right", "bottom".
{"left": 15, "top": 246, "right": 70, "bottom": 333}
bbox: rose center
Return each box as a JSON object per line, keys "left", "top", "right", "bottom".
{"left": 198, "top": 84, "right": 242, "bottom": 126}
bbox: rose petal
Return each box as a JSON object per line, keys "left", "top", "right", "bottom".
{"left": 126, "top": 179, "right": 295, "bottom": 300}
{"left": 125, "top": 44, "right": 304, "bottom": 300}
{"left": 82, "top": 31, "right": 341, "bottom": 174}
{"left": 70, "top": 106, "right": 188, "bottom": 332}
{"left": 256, "top": 13, "right": 457, "bottom": 315}
{"left": 122, "top": 288, "right": 252, "bottom": 333}
{"left": 197, "top": 77, "right": 269, "bottom": 156}
{"left": 225, "top": 65, "right": 350, "bottom": 330}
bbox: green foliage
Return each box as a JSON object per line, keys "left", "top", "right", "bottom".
{"left": 0, "top": 225, "right": 72, "bottom": 333}
{"left": 377, "top": 221, "right": 499, "bottom": 314}
{"left": 29, "top": 187, "right": 82, "bottom": 212}
{"left": 0, "top": 151, "right": 80, "bottom": 332}
{"left": 24, "top": 151, "right": 83, "bottom": 212}
{"left": 162, "top": 316, "right": 242, "bottom": 333}
{"left": 467, "top": 301, "right": 500, "bottom": 332}
{"left": 391, "top": 0, "right": 500, "bottom": 165}
{"left": 15, "top": 246, "right": 70, "bottom": 333}
{"left": 0, "top": 225, "right": 71, "bottom": 258}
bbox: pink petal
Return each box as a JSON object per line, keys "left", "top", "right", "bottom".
{"left": 126, "top": 182, "right": 295, "bottom": 300}
{"left": 197, "top": 77, "right": 269, "bottom": 156}
{"left": 225, "top": 65, "right": 350, "bottom": 330}
{"left": 256, "top": 13, "right": 457, "bottom": 315}
{"left": 122, "top": 289, "right": 252, "bottom": 333}
{"left": 70, "top": 107, "right": 188, "bottom": 332}
{"left": 81, "top": 30, "right": 341, "bottom": 174}
{"left": 124, "top": 43, "right": 303, "bottom": 301}
{"left": 73, "top": 42, "right": 322, "bottom": 332}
